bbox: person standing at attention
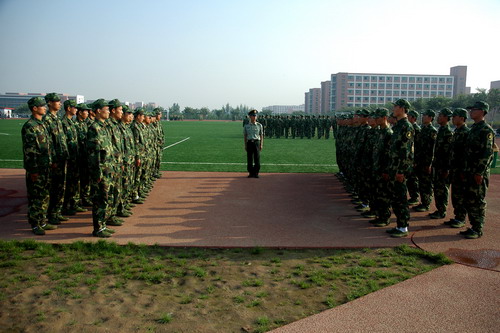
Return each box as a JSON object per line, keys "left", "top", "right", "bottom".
{"left": 244, "top": 110, "right": 264, "bottom": 178}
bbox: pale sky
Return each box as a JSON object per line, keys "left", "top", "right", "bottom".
{"left": 0, "top": 0, "right": 499, "bottom": 110}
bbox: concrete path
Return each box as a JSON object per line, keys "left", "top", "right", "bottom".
{"left": 0, "top": 169, "right": 499, "bottom": 332}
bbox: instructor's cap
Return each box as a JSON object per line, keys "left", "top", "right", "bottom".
{"left": 248, "top": 109, "right": 258, "bottom": 116}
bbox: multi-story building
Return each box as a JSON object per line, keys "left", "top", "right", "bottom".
{"left": 305, "top": 88, "right": 321, "bottom": 114}
{"left": 491, "top": 80, "right": 500, "bottom": 90}
{"left": 262, "top": 104, "right": 305, "bottom": 114}
{"left": 329, "top": 66, "right": 469, "bottom": 112}
{"left": 0, "top": 92, "right": 84, "bottom": 109}
{"left": 321, "top": 81, "right": 331, "bottom": 114}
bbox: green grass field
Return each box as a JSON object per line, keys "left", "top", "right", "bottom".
{"left": 0, "top": 119, "right": 338, "bottom": 173}
{"left": 2, "top": 119, "right": 498, "bottom": 173}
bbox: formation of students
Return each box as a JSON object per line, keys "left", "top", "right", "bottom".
{"left": 334, "top": 99, "right": 494, "bottom": 239}
{"left": 21, "top": 94, "right": 164, "bottom": 237}
{"left": 244, "top": 114, "right": 334, "bottom": 139}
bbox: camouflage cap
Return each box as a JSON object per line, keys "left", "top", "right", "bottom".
{"left": 408, "top": 110, "right": 419, "bottom": 118}
{"left": 375, "top": 107, "right": 390, "bottom": 118}
{"left": 392, "top": 99, "right": 411, "bottom": 110}
{"left": 466, "top": 101, "right": 489, "bottom": 113}
{"left": 63, "top": 99, "right": 77, "bottom": 109}
{"left": 248, "top": 109, "right": 258, "bottom": 116}
{"left": 45, "top": 92, "right": 61, "bottom": 102}
{"left": 153, "top": 108, "right": 162, "bottom": 115}
{"left": 452, "top": 108, "right": 468, "bottom": 119}
{"left": 27, "top": 96, "right": 47, "bottom": 108}
{"left": 422, "top": 109, "right": 436, "bottom": 117}
{"left": 439, "top": 107, "right": 453, "bottom": 117}
{"left": 108, "top": 99, "right": 122, "bottom": 109}
{"left": 122, "top": 105, "right": 132, "bottom": 113}
{"left": 76, "top": 103, "right": 91, "bottom": 111}
{"left": 92, "top": 99, "right": 112, "bottom": 111}
{"left": 134, "top": 107, "right": 145, "bottom": 116}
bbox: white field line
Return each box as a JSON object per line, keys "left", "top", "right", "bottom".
{"left": 0, "top": 133, "right": 10, "bottom": 135}
{"left": 162, "top": 137, "right": 190, "bottom": 150}
{"left": 0, "top": 159, "right": 336, "bottom": 167}
{"left": 161, "top": 161, "right": 338, "bottom": 167}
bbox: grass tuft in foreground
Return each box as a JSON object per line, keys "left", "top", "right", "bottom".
{"left": 0, "top": 240, "right": 452, "bottom": 332}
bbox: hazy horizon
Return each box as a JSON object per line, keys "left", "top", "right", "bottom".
{"left": 1, "top": 0, "right": 499, "bottom": 110}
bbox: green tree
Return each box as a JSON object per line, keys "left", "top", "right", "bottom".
{"left": 169, "top": 103, "right": 181, "bottom": 115}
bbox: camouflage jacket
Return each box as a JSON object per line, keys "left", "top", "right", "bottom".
{"left": 75, "top": 118, "right": 89, "bottom": 161}
{"left": 21, "top": 116, "right": 52, "bottom": 174}
{"left": 131, "top": 121, "right": 146, "bottom": 161}
{"left": 42, "top": 112, "right": 68, "bottom": 162}
{"left": 464, "top": 120, "right": 494, "bottom": 177}
{"left": 86, "top": 119, "right": 114, "bottom": 181}
{"left": 118, "top": 121, "right": 136, "bottom": 165}
{"left": 450, "top": 124, "right": 470, "bottom": 177}
{"left": 414, "top": 124, "right": 437, "bottom": 168}
{"left": 107, "top": 118, "right": 124, "bottom": 166}
{"left": 433, "top": 124, "right": 453, "bottom": 171}
{"left": 61, "top": 116, "right": 79, "bottom": 162}
{"left": 388, "top": 117, "right": 414, "bottom": 177}
{"left": 373, "top": 127, "right": 393, "bottom": 174}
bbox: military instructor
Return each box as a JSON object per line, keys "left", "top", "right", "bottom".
{"left": 244, "top": 109, "right": 264, "bottom": 178}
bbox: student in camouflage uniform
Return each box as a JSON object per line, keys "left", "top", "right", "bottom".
{"left": 61, "top": 100, "right": 85, "bottom": 215}
{"left": 460, "top": 101, "right": 494, "bottom": 239}
{"left": 87, "top": 99, "right": 114, "bottom": 237}
{"left": 43, "top": 92, "right": 69, "bottom": 225}
{"left": 22, "top": 97, "right": 56, "bottom": 235}
{"left": 75, "top": 103, "right": 92, "bottom": 206}
{"left": 360, "top": 111, "right": 379, "bottom": 218}
{"left": 429, "top": 108, "right": 453, "bottom": 219}
{"left": 108, "top": 99, "right": 127, "bottom": 223}
{"left": 131, "top": 108, "right": 147, "bottom": 203}
{"left": 413, "top": 109, "right": 437, "bottom": 212}
{"left": 386, "top": 99, "right": 414, "bottom": 238}
{"left": 369, "top": 108, "right": 394, "bottom": 227}
{"left": 406, "top": 110, "right": 421, "bottom": 205}
{"left": 119, "top": 105, "right": 137, "bottom": 211}
{"left": 153, "top": 108, "right": 165, "bottom": 178}
{"left": 446, "top": 108, "right": 470, "bottom": 228}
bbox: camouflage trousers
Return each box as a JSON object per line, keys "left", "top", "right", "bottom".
{"left": 91, "top": 177, "right": 112, "bottom": 232}
{"left": 406, "top": 170, "right": 419, "bottom": 200}
{"left": 373, "top": 176, "right": 391, "bottom": 222}
{"left": 450, "top": 174, "right": 467, "bottom": 221}
{"left": 79, "top": 156, "right": 91, "bottom": 204}
{"left": 417, "top": 167, "right": 434, "bottom": 207}
{"left": 26, "top": 171, "right": 51, "bottom": 228}
{"left": 119, "top": 162, "right": 135, "bottom": 212}
{"left": 110, "top": 168, "right": 122, "bottom": 217}
{"left": 48, "top": 160, "right": 67, "bottom": 221}
{"left": 389, "top": 179, "right": 410, "bottom": 228}
{"left": 465, "top": 175, "right": 488, "bottom": 232}
{"left": 63, "top": 159, "right": 80, "bottom": 211}
{"left": 433, "top": 169, "right": 450, "bottom": 213}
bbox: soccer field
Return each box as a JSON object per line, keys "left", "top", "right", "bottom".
{"left": 0, "top": 119, "right": 338, "bottom": 173}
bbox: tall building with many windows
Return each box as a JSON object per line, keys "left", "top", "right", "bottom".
{"left": 320, "top": 81, "right": 331, "bottom": 114}
{"left": 329, "top": 66, "right": 468, "bottom": 112}
{"left": 305, "top": 88, "right": 321, "bottom": 114}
